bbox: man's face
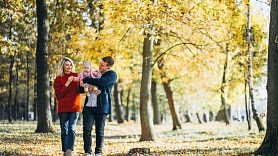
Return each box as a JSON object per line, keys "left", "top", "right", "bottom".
{"left": 98, "top": 60, "right": 110, "bottom": 74}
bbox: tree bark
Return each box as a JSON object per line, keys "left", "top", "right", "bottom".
{"left": 33, "top": 70, "right": 37, "bottom": 121}
{"left": 114, "top": 82, "right": 124, "bottom": 123}
{"left": 7, "top": 14, "right": 15, "bottom": 123}
{"left": 125, "top": 88, "right": 131, "bottom": 122}
{"left": 196, "top": 113, "right": 203, "bottom": 124}
{"left": 185, "top": 111, "right": 192, "bottom": 123}
{"left": 246, "top": 0, "right": 265, "bottom": 132}
{"left": 209, "top": 111, "right": 214, "bottom": 121}
{"left": 244, "top": 74, "right": 251, "bottom": 130}
{"left": 35, "top": 0, "right": 54, "bottom": 133}
{"left": 26, "top": 51, "right": 30, "bottom": 121}
{"left": 155, "top": 35, "right": 182, "bottom": 130}
{"left": 151, "top": 80, "right": 161, "bottom": 125}
{"left": 139, "top": 33, "right": 155, "bottom": 141}
{"left": 13, "top": 66, "right": 19, "bottom": 121}
{"left": 131, "top": 92, "right": 137, "bottom": 121}
{"left": 255, "top": 0, "right": 278, "bottom": 154}
{"left": 162, "top": 82, "right": 182, "bottom": 130}
{"left": 220, "top": 49, "right": 230, "bottom": 125}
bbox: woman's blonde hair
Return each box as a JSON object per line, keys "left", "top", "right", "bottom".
{"left": 57, "top": 57, "right": 76, "bottom": 76}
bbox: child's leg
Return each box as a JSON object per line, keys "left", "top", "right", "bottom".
{"left": 93, "top": 86, "right": 101, "bottom": 96}
{"left": 84, "top": 83, "right": 90, "bottom": 96}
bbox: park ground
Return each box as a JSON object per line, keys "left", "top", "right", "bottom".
{"left": 0, "top": 120, "right": 265, "bottom": 156}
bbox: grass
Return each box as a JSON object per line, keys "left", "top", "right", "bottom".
{"left": 0, "top": 120, "right": 265, "bottom": 156}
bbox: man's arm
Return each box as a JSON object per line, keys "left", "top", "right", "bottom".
{"left": 83, "top": 70, "right": 117, "bottom": 86}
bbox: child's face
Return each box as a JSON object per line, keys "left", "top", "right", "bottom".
{"left": 83, "top": 65, "right": 91, "bottom": 73}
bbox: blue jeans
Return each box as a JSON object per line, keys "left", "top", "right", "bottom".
{"left": 83, "top": 106, "right": 108, "bottom": 154}
{"left": 59, "top": 112, "right": 79, "bottom": 152}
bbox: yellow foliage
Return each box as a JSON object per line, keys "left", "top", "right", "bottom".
{"left": 0, "top": 122, "right": 265, "bottom": 155}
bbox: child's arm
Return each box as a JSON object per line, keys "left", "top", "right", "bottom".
{"left": 91, "top": 70, "right": 101, "bottom": 78}
{"left": 79, "top": 72, "right": 84, "bottom": 86}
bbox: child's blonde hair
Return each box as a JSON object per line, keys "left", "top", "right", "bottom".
{"left": 83, "top": 61, "right": 92, "bottom": 69}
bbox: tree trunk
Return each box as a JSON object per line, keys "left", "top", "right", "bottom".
{"left": 88, "top": 0, "right": 104, "bottom": 32}
{"left": 139, "top": 33, "right": 155, "bottom": 141}
{"left": 151, "top": 80, "right": 161, "bottom": 125}
{"left": 209, "top": 111, "right": 214, "bottom": 121}
{"left": 114, "top": 82, "right": 124, "bottom": 123}
{"left": 255, "top": 0, "right": 278, "bottom": 154}
{"left": 53, "top": 95, "right": 58, "bottom": 122}
{"left": 33, "top": 71, "right": 37, "bottom": 121}
{"left": 26, "top": 51, "right": 30, "bottom": 121}
{"left": 35, "top": 0, "right": 54, "bottom": 133}
{"left": 203, "top": 113, "right": 208, "bottom": 122}
{"left": 131, "top": 92, "right": 137, "bottom": 121}
{"left": 220, "top": 49, "right": 230, "bottom": 125}
{"left": 185, "top": 111, "right": 192, "bottom": 123}
{"left": 13, "top": 68, "right": 18, "bottom": 121}
{"left": 7, "top": 14, "right": 15, "bottom": 123}
{"left": 155, "top": 36, "right": 181, "bottom": 130}
{"left": 196, "top": 113, "right": 203, "bottom": 124}
{"left": 244, "top": 74, "right": 251, "bottom": 130}
{"left": 246, "top": 0, "right": 265, "bottom": 132}
{"left": 125, "top": 88, "right": 131, "bottom": 122}
{"left": 162, "top": 82, "right": 182, "bottom": 130}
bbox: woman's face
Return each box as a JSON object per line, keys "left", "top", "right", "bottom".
{"left": 63, "top": 61, "right": 72, "bottom": 74}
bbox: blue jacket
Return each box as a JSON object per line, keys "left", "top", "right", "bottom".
{"left": 83, "top": 70, "right": 117, "bottom": 114}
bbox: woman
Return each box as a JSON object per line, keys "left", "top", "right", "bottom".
{"left": 53, "top": 57, "right": 81, "bottom": 156}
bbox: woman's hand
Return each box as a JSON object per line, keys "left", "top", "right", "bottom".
{"left": 65, "top": 76, "right": 74, "bottom": 87}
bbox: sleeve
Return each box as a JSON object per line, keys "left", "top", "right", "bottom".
{"left": 91, "top": 70, "right": 100, "bottom": 78}
{"left": 79, "top": 72, "right": 84, "bottom": 80}
{"left": 83, "top": 71, "right": 117, "bottom": 87}
{"left": 53, "top": 77, "right": 68, "bottom": 99}
{"left": 79, "top": 85, "right": 85, "bottom": 93}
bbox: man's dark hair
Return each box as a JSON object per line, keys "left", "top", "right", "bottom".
{"left": 102, "top": 56, "right": 114, "bottom": 67}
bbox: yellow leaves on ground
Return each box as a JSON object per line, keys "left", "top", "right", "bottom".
{"left": 0, "top": 121, "right": 264, "bottom": 155}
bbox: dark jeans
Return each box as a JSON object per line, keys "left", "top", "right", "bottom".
{"left": 59, "top": 112, "right": 79, "bottom": 152}
{"left": 83, "top": 106, "right": 108, "bottom": 154}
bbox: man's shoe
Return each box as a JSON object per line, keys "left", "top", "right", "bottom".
{"left": 65, "top": 149, "right": 72, "bottom": 156}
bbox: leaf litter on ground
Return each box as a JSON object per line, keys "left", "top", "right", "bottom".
{"left": 0, "top": 120, "right": 265, "bottom": 156}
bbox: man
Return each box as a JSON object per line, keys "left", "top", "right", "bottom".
{"left": 82, "top": 56, "right": 117, "bottom": 156}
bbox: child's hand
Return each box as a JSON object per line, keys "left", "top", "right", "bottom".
{"left": 80, "top": 81, "right": 84, "bottom": 87}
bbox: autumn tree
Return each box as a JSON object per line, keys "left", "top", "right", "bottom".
{"left": 255, "top": 0, "right": 278, "bottom": 154}
{"left": 139, "top": 31, "right": 156, "bottom": 141}
{"left": 246, "top": 0, "right": 265, "bottom": 131}
{"left": 35, "top": 0, "right": 54, "bottom": 133}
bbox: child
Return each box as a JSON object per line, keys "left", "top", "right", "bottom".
{"left": 84, "top": 84, "right": 99, "bottom": 107}
{"left": 77, "top": 61, "right": 101, "bottom": 96}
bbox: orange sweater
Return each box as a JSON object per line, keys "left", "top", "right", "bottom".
{"left": 53, "top": 73, "right": 81, "bottom": 113}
